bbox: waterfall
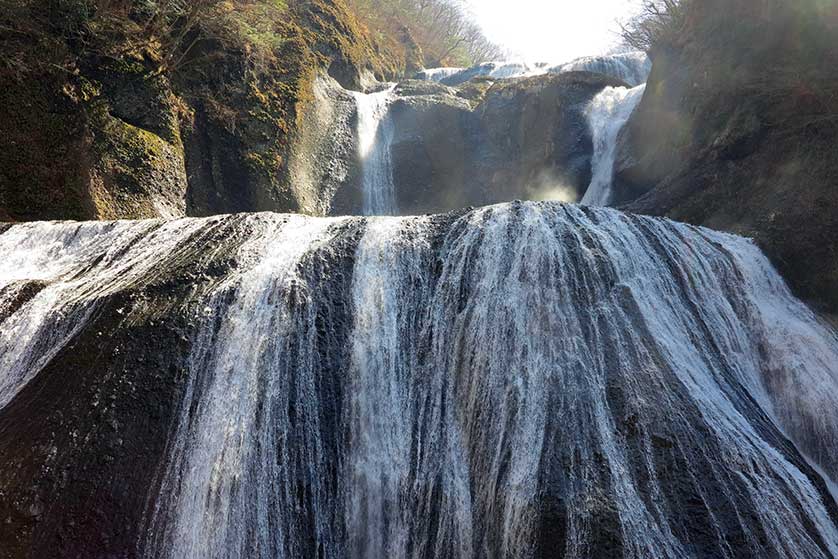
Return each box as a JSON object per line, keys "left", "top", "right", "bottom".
{"left": 414, "top": 67, "right": 464, "bottom": 82}
{"left": 110, "top": 202, "right": 838, "bottom": 558}
{"left": 144, "top": 214, "right": 350, "bottom": 559}
{"left": 2, "top": 204, "right": 838, "bottom": 558}
{"left": 343, "top": 216, "right": 434, "bottom": 558}
{"left": 549, "top": 52, "right": 652, "bottom": 87}
{"left": 415, "top": 61, "right": 541, "bottom": 86}
{"left": 0, "top": 218, "right": 211, "bottom": 409}
{"left": 581, "top": 85, "right": 646, "bottom": 206}
{"left": 352, "top": 86, "right": 397, "bottom": 216}
{"left": 415, "top": 52, "right": 650, "bottom": 88}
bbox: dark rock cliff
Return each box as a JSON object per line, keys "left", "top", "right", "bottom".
{"left": 615, "top": 0, "right": 838, "bottom": 312}
{"left": 383, "top": 72, "right": 624, "bottom": 215}
{"left": 0, "top": 218, "right": 248, "bottom": 558}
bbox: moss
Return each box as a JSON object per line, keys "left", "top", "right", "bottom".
{"left": 1, "top": 0, "right": 416, "bottom": 221}
{"left": 93, "top": 104, "right": 168, "bottom": 163}
{"left": 76, "top": 88, "right": 187, "bottom": 219}
{"left": 101, "top": 57, "right": 146, "bottom": 76}
{"left": 77, "top": 77, "right": 102, "bottom": 101}
{"left": 294, "top": 0, "right": 405, "bottom": 82}
{"left": 0, "top": 68, "right": 95, "bottom": 222}
{"left": 455, "top": 77, "right": 496, "bottom": 108}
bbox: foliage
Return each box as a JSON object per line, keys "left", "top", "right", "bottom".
{"left": 345, "top": 0, "right": 502, "bottom": 67}
{"left": 0, "top": 0, "right": 494, "bottom": 79}
{"left": 620, "top": 0, "right": 691, "bottom": 52}
{"left": 0, "top": 0, "right": 291, "bottom": 78}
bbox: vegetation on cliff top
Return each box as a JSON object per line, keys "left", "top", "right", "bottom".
{"left": 346, "top": 0, "right": 502, "bottom": 67}
{"left": 1, "top": 0, "right": 497, "bottom": 82}
{"left": 620, "top": 0, "right": 689, "bottom": 52}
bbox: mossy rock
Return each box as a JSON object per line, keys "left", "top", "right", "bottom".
{"left": 0, "top": 0, "right": 417, "bottom": 222}
{"left": 87, "top": 101, "right": 188, "bottom": 219}
{"left": 0, "top": 71, "right": 95, "bottom": 222}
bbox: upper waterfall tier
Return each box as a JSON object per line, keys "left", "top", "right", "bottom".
{"left": 351, "top": 85, "right": 398, "bottom": 216}
{"left": 1, "top": 203, "right": 837, "bottom": 558}
{"left": 415, "top": 52, "right": 652, "bottom": 88}
{"left": 336, "top": 72, "right": 625, "bottom": 216}
{"left": 582, "top": 84, "right": 647, "bottom": 206}
{"left": 548, "top": 52, "right": 653, "bottom": 87}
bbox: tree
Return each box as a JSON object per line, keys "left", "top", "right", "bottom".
{"left": 620, "top": 0, "right": 689, "bottom": 52}
{"left": 346, "top": 0, "right": 501, "bottom": 67}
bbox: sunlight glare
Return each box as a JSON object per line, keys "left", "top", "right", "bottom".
{"left": 465, "top": 0, "right": 642, "bottom": 62}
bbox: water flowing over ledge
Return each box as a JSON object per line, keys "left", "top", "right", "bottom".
{"left": 416, "top": 52, "right": 652, "bottom": 88}
{"left": 351, "top": 85, "right": 398, "bottom": 216}
{"left": 583, "top": 85, "right": 647, "bottom": 206}
{"left": 1, "top": 203, "right": 838, "bottom": 558}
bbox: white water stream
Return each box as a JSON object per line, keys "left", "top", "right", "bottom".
{"left": 581, "top": 84, "right": 646, "bottom": 206}
{"left": 352, "top": 85, "right": 398, "bottom": 216}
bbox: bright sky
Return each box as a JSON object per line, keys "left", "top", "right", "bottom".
{"left": 465, "top": 0, "right": 642, "bottom": 63}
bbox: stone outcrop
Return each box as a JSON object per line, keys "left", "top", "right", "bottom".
{"left": 0, "top": 0, "right": 409, "bottom": 222}
{"left": 0, "top": 54, "right": 188, "bottom": 221}
{"left": 615, "top": 0, "right": 838, "bottom": 312}
{"left": 385, "top": 72, "right": 625, "bottom": 215}
{"left": 0, "top": 219, "right": 245, "bottom": 558}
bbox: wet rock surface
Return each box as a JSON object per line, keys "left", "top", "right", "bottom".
{"left": 1, "top": 205, "right": 837, "bottom": 558}
{"left": 0, "top": 217, "right": 249, "bottom": 558}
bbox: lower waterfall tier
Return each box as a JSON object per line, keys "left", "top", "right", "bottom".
{"left": 0, "top": 202, "right": 837, "bottom": 558}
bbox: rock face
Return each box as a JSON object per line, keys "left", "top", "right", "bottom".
{"left": 384, "top": 72, "right": 625, "bottom": 214}
{"left": 0, "top": 217, "right": 246, "bottom": 558}
{"left": 0, "top": 56, "right": 188, "bottom": 221}
{"left": 615, "top": 0, "right": 838, "bottom": 312}
{"left": 0, "top": 0, "right": 408, "bottom": 222}
{"left": 287, "top": 75, "right": 360, "bottom": 215}
{"left": 0, "top": 2, "right": 628, "bottom": 222}
{"left": 2, "top": 204, "right": 838, "bottom": 558}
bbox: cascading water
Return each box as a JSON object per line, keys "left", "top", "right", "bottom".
{"left": 352, "top": 85, "right": 398, "bottom": 216}
{"left": 549, "top": 52, "right": 652, "bottom": 87}
{"left": 143, "top": 215, "right": 349, "bottom": 559}
{"left": 3, "top": 204, "right": 838, "bottom": 558}
{"left": 414, "top": 61, "right": 543, "bottom": 86}
{"left": 0, "top": 218, "right": 212, "bottom": 409}
{"left": 581, "top": 85, "right": 646, "bottom": 206}
{"left": 108, "top": 202, "right": 838, "bottom": 558}
{"left": 415, "top": 52, "right": 650, "bottom": 88}
{"left": 343, "top": 216, "right": 435, "bottom": 559}
{"left": 413, "top": 67, "right": 465, "bottom": 82}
